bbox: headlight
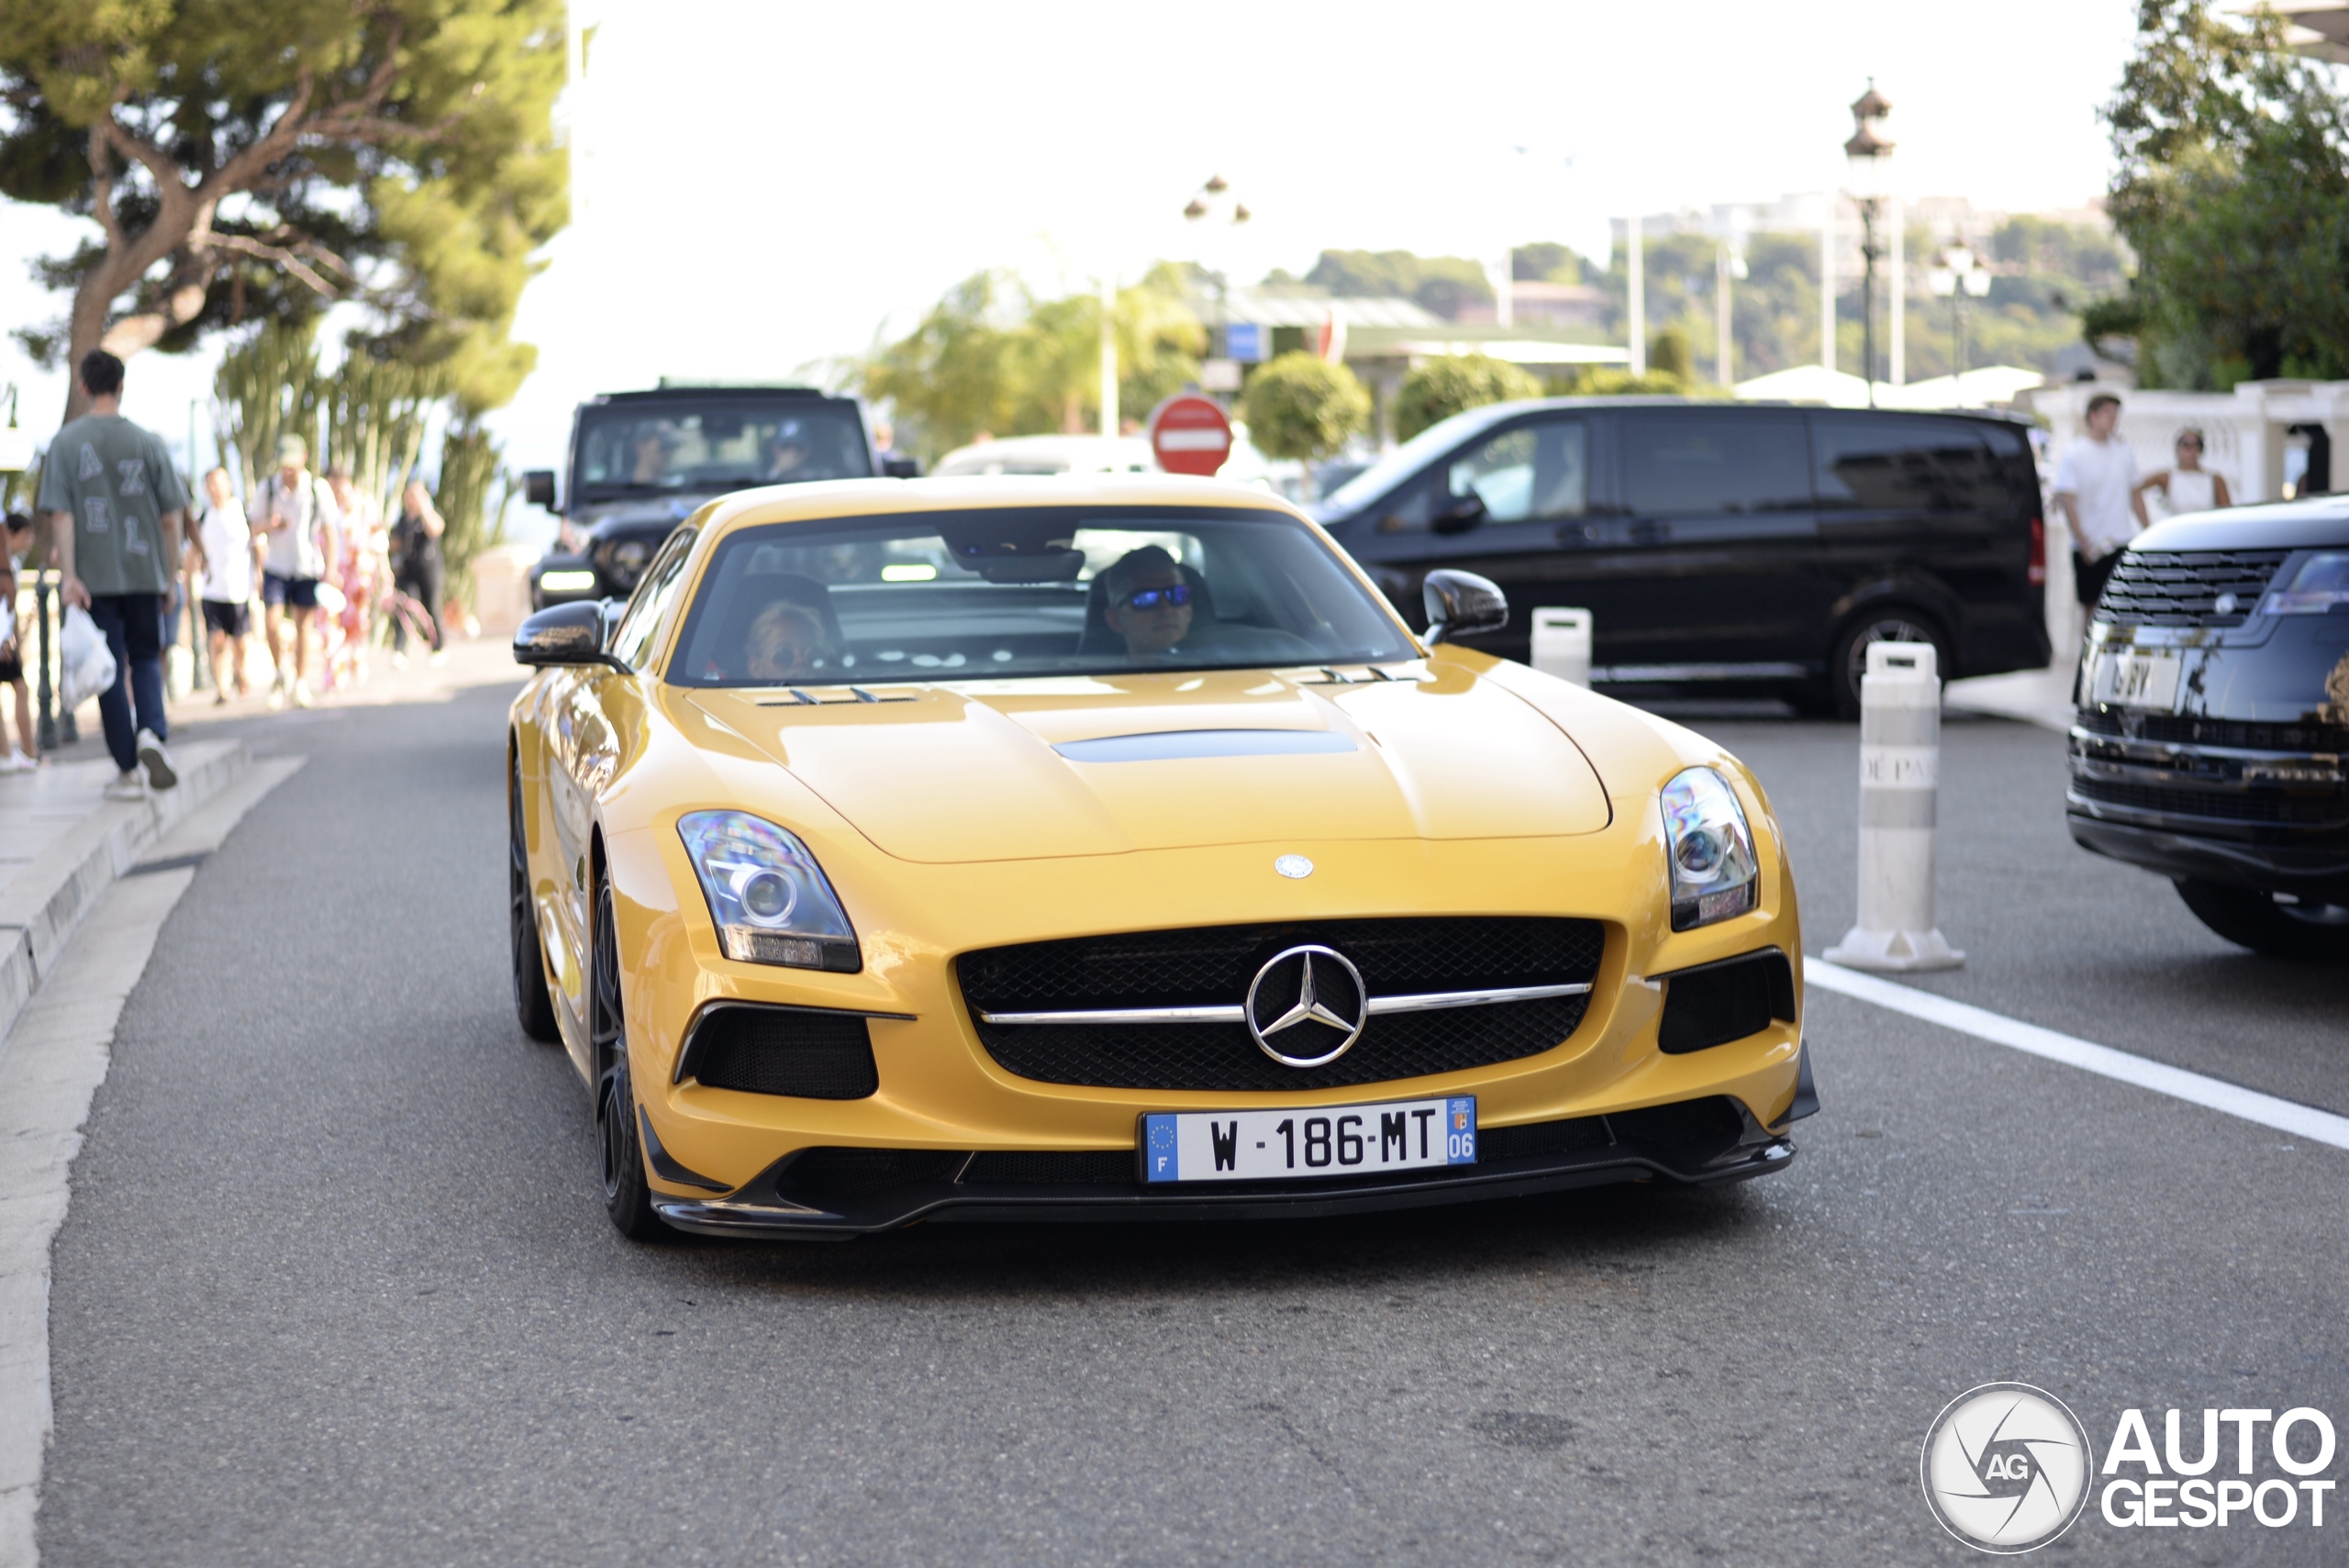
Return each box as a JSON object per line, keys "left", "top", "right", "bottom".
{"left": 678, "top": 811, "right": 861, "bottom": 970}
{"left": 1659, "top": 767, "right": 1758, "bottom": 930}
{"left": 2259, "top": 550, "right": 2349, "bottom": 615}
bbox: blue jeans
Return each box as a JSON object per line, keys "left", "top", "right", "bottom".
{"left": 84, "top": 593, "right": 166, "bottom": 774}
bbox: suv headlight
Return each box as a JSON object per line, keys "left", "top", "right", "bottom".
{"left": 678, "top": 810, "right": 861, "bottom": 971}
{"left": 1659, "top": 767, "right": 1758, "bottom": 930}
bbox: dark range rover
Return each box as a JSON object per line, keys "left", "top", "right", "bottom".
{"left": 2068, "top": 503, "right": 2349, "bottom": 959}
{"left": 1313, "top": 397, "right": 2050, "bottom": 716}
{"left": 525, "top": 385, "right": 913, "bottom": 608}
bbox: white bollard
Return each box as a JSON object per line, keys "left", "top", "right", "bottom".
{"left": 1822, "top": 640, "right": 1965, "bottom": 972}
{"left": 1530, "top": 606, "right": 1592, "bottom": 686}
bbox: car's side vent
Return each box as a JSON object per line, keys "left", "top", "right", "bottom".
{"left": 1656, "top": 950, "right": 1797, "bottom": 1055}
{"left": 678, "top": 1005, "right": 879, "bottom": 1098}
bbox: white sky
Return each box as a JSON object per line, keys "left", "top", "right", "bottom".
{"left": 0, "top": 0, "right": 2143, "bottom": 523}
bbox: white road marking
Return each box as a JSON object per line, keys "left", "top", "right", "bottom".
{"left": 1805, "top": 956, "right": 2349, "bottom": 1152}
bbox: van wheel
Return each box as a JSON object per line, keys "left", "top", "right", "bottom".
{"left": 2175, "top": 880, "right": 2349, "bottom": 961}
{"left": 1828, "top": 609, "right": 1948, "bottom": 720}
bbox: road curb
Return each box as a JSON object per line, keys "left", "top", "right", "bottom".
{"left": 0, "top": 741, "right": 249, "bottom": 1061}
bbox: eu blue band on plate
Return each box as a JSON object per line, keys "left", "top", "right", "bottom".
{"left": 1143, "top": 1114, "right": 1179, "bottom": 1183}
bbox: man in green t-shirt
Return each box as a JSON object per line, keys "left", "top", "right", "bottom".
{"left": 35, "top": 350, "right": 201, "bottom": 800}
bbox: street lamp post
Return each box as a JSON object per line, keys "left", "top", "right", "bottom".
{"left": 1927, "top": 244, "right": 1993, "bottom": 385}
{"left": 1843, "top": 82, "right": 1895, "bottom": 408}
{"left": 1184, "top": 174, "right": 1252, "bottom": 404}
{"left": 1715, "top": 238, "right": 1746, "bottom": 387}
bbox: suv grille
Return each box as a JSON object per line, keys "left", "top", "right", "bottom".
{"left": 2093, "top": 549, "right": 2290, "bottom": 628}
{"left": 2074, "top": 709, "right": 2349, "bottom": 752}
{"left": 957, "top": 917, "right": 1604, "bottom": 1092}
{"left": 2072, "top": 774, "right": 2349, "bottom": 826}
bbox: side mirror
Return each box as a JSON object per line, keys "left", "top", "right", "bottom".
{"left": 523, "top": 470, "right": 559, "bottom": 511}
{"left": 882, "top": 454, "right": 921, "bottom": 479}
{"left": 515, "top": 600, "right": 627, "bottom": 670}
{"left": 1423, "top": 569, "right": 1508, "bottom": 646}
{"left": 1431, "top": 490, "right": 1486, "bottom": 536}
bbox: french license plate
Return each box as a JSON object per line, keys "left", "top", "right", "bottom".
{"left": 1140, "top": 1096, "right": 1476, "bottom": 1184}
{"left": 2090, "top": 647, "right": 2182, "bottom": 709}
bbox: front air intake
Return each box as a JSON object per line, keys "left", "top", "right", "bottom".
{"left": 677, "top": 1005, "right": 879, "bottom": 1098}
{"left": 1656, "top": 950, "right": 1796, "bottom": 1054}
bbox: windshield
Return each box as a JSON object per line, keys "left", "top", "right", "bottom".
{"left": 667, "top": 506, "right": 1415, "bottom": 686}
{"left": 574, "top": 399, "right": 870, "bottom": 498}
{"left": 1317, "top": 403, "right": 1518, "bottom": 516}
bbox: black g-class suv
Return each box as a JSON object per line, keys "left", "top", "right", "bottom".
{"left": 525, "top": 385, "right": 913, "bottom": 608}
{"left": 1312, "top": 396, "right": 2051, "bottom": 717}
{"left": 2068, "top": 502, "right": 2349, "bottom": 959}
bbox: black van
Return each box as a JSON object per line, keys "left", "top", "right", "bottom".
{"left": 1311, "top": 397, "right": 2051, "bottom": 716}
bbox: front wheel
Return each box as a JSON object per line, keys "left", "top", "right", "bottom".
{"left": 509, "top": 753, "right": 560, "bottom": 1043}
{"left": 1826, "top": 608, "right": 1949, "bottom": 721}
{"left": 593, "top": 873, "right": 665, "bottom": 1240}
{"left": 2175, "top": 879, "right": 2349, "bottom": 961}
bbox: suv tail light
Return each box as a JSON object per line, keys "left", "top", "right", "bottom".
{"left": 2027, "top": 515, "right": 2047, "bottom": 585}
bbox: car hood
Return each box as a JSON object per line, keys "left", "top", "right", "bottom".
{"left": 684, "top": 663, "right": 1611, "bottom": 863}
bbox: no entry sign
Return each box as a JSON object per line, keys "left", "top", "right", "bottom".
{"left": 1148, "top": 393, "right": 1232, "bottom": 477}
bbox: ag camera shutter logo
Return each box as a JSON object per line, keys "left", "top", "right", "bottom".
{"left": 1921, "top": 1383, "right": 2094, "bottom": 1552}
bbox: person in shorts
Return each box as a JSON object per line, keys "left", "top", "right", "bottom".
{"left": 252, "top": 432, "right": 340, "bottom": 707}
{"left": 194, "top": 467, "right": 261, "bottom": 701}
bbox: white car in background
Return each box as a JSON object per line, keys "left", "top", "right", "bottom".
{"left": 931, "top": 432, "right": 1277, "bottom": 491}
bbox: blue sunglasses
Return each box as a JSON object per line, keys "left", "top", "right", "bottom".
{"left": 1120, "top": 584, "right": 1193, "bottom": 611}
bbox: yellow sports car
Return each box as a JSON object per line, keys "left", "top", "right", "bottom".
{"left": 507, "top": 475, "right": 1816, "bottom": 1240}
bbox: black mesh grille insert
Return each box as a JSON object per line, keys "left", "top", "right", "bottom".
{"left": 957, "top": 917, "right": 1605, "bottom": 1091}
{"left": 685, "top": 1007, "right": 879, "bottom": 1098}
{"left": 1658, "top": 951, "right": 1795, "bottom": 1054}
{"left": 781, "top": 1148, "right": 964, "bottom": 1203}
{"left": 2093, "top": 549, "right": 2290, "bottom": 628}
{"left": 1482, "top": 1115, "right": 1614, "bottom": 1160}
{"left": 2074, "top": 775, "right": 2348, "bottom": 826}
{"left": 1607, "top": 1096, "right": 1746, "bottom": 1163}
{"left": 962, "top": 1151, "right": 1134, "bottom": 1185}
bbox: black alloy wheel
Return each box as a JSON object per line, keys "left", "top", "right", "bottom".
{"left": 593, "top": 873, "right": 664, "bottom": 1240}
{"left": 1828, "top": 609, "right": 1949, "bottom": 721}
{"left": 2175, "top": 879, "right": 2349, "bottom": 961}
{"left": 509, "top": 752, "right": 561, "bottom": 1043}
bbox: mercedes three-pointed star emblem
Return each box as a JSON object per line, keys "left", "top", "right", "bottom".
{"left": 1243, "top": 944, "right": 1368, "bottom": 1068}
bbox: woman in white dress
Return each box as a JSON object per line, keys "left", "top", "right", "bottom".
{"left": 2139, "top": 426, "right": 2232, "bottom": 517}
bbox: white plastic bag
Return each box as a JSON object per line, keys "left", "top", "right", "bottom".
{"left": 60, "top": 606, "right": 117, "bottom": 711}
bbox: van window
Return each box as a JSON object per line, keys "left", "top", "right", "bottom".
{"left": 1442, "top": 418, "right": 1588, "bottom": 524}
{"left": 1620, "top": 412, "right": 1810, "bottom": 516}
{"left": 1811, "top": 414, "right": 2014, "bottom": 512}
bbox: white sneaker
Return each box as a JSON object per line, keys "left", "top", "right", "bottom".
{"left": 135, "top": 728, "right": 177, "bottom": 790}
{"left": 265, "top": 684, "right": 285, "bottom": 711}
{"left": 0, "top": 752, "right": 27, "bottom": 774}
{"left": 429, "top": 651, "right": 450, "bottom": 668}
{"left": 292, "top": 683, "right": 315, "bottom": 709}
{"left": 104, "top": 770, "right": 146, "bottom": 802}
{"left": 390, "top": 651, "right": 409, "bottom": 670}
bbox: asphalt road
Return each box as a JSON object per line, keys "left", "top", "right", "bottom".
{"left": 34, "top": 683, "right": 2349, "bottom": 1565}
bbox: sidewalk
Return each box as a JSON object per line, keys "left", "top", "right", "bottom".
{"left": 1944, "top": 657, "right": 2080, "bottom": 734}
{"left": 0, "top": 741, "right": 251, "bottom": 1052}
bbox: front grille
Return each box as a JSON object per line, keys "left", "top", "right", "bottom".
{"left": 2072, "top": 774, "right": 2349, "bottom": 826}
{"left": 2074, "top": 708, "right": 2349, "bottom": 752}
{"left": 957, "top": 917, "right": 1605, "bottom": 1092}
{"left": 682, "top": 1006, "right": 878, "bottom": 1098}
{"left": 2093, "top": 549, "right": 2290, "bottom": 628}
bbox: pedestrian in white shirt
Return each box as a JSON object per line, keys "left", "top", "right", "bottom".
{"left": 2053, "top": 393, "right": 2150, "bottom": 610}
{"left": 194, "top": 467, "right": 262, "bottom": 702}
{"left": 251, "top": 432, "right": 340, "bottom": 707}
{"left": 2138, "top": 426, "right": 2233, "bottom": 519}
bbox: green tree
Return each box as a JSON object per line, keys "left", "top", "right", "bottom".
{"left": 1648, "top": 325, "right": 1695, "bottom": 384}
{"left": 0, "top": 0, "right": 568, "bottom": 420}
{"left": 1239, "top": 353, "right": 1370, "bottom": 463}
{"left": 1304, "top": 250, "right": 1495, "bottom": 320}
{"left": 2099, "top": 0, "right": 2349, "bottom": 385}
{"left": 1393, "top": 354, "right": 1541, "bottom": 441}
